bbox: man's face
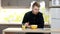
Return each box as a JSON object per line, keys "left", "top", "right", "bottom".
{"left": 32, "top": 6, "right": 39, "bottom": 14}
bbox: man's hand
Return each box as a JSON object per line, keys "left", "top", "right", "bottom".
{"left": 25, "top": 22, "right": 30, "bottom": 28}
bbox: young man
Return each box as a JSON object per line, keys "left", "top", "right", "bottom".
{"left": 22, "top": 2, "right": 44, "bottom": 34}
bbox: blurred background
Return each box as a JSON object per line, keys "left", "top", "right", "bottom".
{"left": 0, "top": 0, "right": 60, "bottom": 34}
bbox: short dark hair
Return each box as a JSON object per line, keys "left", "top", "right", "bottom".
{"left": 32, "top": 2, "right": 40, "bottom": 8}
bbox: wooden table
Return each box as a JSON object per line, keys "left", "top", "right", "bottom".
{"left": 2, "top": 28, "right": 60, "bottom": 34}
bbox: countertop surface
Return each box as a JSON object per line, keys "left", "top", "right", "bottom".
{"left": 3, "top": 28, "right": 60, "bottom": 33}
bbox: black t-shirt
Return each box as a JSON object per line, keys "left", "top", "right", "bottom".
{"left": 22, "top": 11, "right": 44, "bottom": 28}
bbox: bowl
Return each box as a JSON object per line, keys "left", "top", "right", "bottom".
{"left": 31, "top": 25, "right": 38, "bottom": 29}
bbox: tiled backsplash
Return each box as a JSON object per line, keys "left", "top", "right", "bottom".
{"left": 0, "top": 8, "right": 50, "bottom": 24}
{"left": 0, "top": 9, "right": 29, "bottom": 23}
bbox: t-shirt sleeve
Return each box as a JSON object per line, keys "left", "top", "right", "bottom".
{"left": 38, "top": 13, "right": 44, "bottom": 28}
{"left": 40, "top": 13, "right": 44, "bottom": 28}
{"left": 22, "top": 13, "right": 29, "bottom": 25}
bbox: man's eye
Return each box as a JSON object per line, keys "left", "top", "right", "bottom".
{"left": 35, "top": 9, "right": 38, "bottom": 10}
{"left": 35, "top": 9, "right": 39, "bottom": 10}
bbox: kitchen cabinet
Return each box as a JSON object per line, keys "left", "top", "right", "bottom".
{"left": 1, "top": 0, "right": 38, "bottom": 8}
{"left": 1, "top": 0, "right": 49, "bottom": 8}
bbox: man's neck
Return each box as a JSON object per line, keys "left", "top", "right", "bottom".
{"left": 32, "top": 11, "right": 39, "bottom": 15}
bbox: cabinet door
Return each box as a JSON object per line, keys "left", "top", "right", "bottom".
{"left": 17, "top": 0, "right": 37, "bottom": 8}
{"left": 1, "top": 0, "right": 37, "bottom": 8}
{"left": 8, "top": 0, "right": 18, "bottom": 6}
{"left": 1, "top": 0, "right": 9, "bottom": 6}
{"left": 1, "top": 0, "right": 18, "bottom": 7}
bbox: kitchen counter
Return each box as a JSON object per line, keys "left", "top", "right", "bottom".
{"left": 2, "top": 28, "right": 60, "bottom": 34}
{"left": 0, "top": 23, "right": 50, "bottom": 34}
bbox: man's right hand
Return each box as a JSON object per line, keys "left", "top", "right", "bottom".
{"left": 25, "top": 22, "right": 30, "bottom": 28}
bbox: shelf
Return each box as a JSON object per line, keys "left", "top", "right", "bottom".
{"left": 49, "top": 6, "right": 60, "bottom": 8}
